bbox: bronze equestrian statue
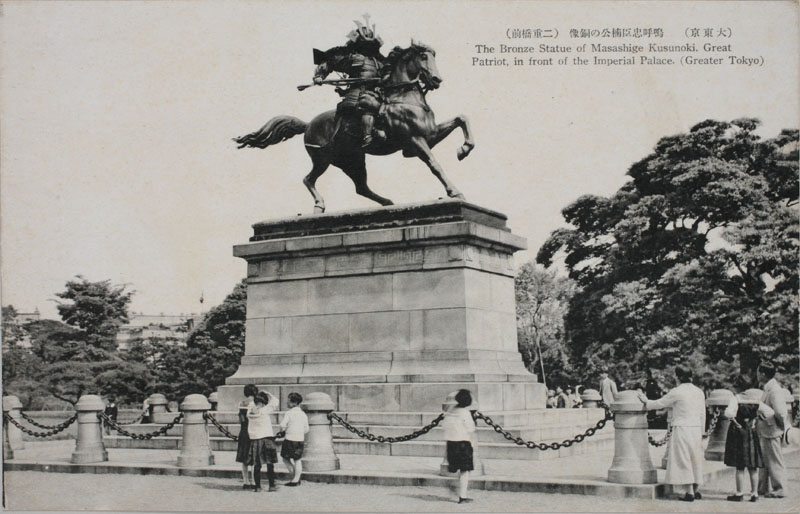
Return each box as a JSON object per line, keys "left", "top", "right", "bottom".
{"left": 234, "top": 18, "right": 474, "bottom": 213}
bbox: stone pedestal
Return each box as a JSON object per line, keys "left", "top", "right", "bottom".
{"left": 704, "top": 389, "right": 733, "bottom": 461}
{"left": 301, "top": 392, "right": 340, "bottom": 472}
{"left": 607, "top": 391, "right": 657, "bottom": 484}
{"left": 177, "top": 394, "right": 214, "bottom": 467}
{"left": 71, "top": 395, "right": 108, "bottom": 464}
{"left": 219, "top": 200, "right": 544, "bottom": 412}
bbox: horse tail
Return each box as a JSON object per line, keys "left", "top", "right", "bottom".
{"left": 233, "top": 116, "right": 308, "bottom": 149}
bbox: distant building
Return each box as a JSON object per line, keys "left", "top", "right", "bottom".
{"left": 116, "top": 312, "right": 204, "bottom": 351}
{"left": 2, "top": 307, "right": 41, "bottom": 348}
{"left": 16, "top": 307, "right": 41, "bottom": 324}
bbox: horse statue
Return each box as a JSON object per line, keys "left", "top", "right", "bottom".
{"left": 233, "top": 41, "right": 474, "bottom": 213}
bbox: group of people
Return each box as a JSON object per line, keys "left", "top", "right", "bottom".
{"left": 235, "top": 385, "right": 309, "bottom": 492}
{"left": 632, "top": 361, "right": 789, "bottom": 502}
{"left": 545, "top": 385, "right": 584, "bottom": 408}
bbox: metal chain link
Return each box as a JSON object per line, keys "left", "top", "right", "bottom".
{"left": 19, "top": 411, "right": 76, "bottom": 430}
{"left": 328, "top": 412, "right": 445, "bottom": 443}
{"left": 203, "top": 412, "right": 239, "bottom": 441}
{"left": 98, "top": 412, "right": 183, "bottom": 440}
{"left": 705, "top": 408, "right": 721, "bottom": 435}
{"left": 5, "top": 412, "right": 77, "bottom": 438}
{"left": 648, "top": 425, "right": 673, "bottom": 447}
{"left": 472, "top": 403, "right": 614, "bottom": 451}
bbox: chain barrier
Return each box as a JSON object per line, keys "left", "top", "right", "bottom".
{"left": 203, "top": 412, "right": 286, "bottom": 441}
{"left": 705, "top": 408, "right": 721, "bottom": 436}
{"left": 5, "top": 412, "right": 77, "bottom": 438}
{"left": 648, "top": 425, "right": 673, "bottom": 447}
{"left": 472, "top": 403, "right": 614, "bottom": 451}
{"left": 328, "top": 412, "right": 445, "bottom": 443}
{"left": 203, "top": 412, "right": 239, "bottom": 441}
{"left": 18, "top": 411, "right": 76, "bottom": 431}
{"left": 99, "top": 412, "right": 183, "bottom": 440}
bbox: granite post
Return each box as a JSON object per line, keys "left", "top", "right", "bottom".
{"left": 607, "top": 390, "right": 657, "bottom": 484}
{"left": 3, "top": 396, "right": 24, "bottom": 451}
{"left": 301, "top": 392, "right": 339, "bottom": 472}
{"left": 704, "top": 389, "right": 733, "bottom": 461}
{"left": 177, "top": 394, "right": 214, "bottom": 467}
{"left": 70, "top": 395, "right": 108, "bottom": 464}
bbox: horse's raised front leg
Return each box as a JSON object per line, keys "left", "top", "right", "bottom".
{"left": 303, "top": 159, "right": 330, "bottom": 213}
{"left": 427, "top": 115, "right": 475, "bottom": 161}
{"left": 409, "top": 136, "right": 465, "bottom": 200}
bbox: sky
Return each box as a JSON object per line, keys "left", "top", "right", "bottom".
{"left": 1, "top": 0, "right": 797, "bottom": 320}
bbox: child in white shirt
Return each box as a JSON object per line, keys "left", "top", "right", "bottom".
{"left": 280, "top": 392, "right": 309, "bottom": 486}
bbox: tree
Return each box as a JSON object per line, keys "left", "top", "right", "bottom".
{"left": 538, "top": 119, "right": 798, "bottom": 387}
{"left": 55, "top": 275, "right": 133, "bottom": 352}
{"left": 515, "top": 263, "right": 576, "bottom": 387}
{"left": 154, "top": 280, "right": 246, "bottom": 400}
{"left": 1, "top": 305, "right": 27, "bottom": 348}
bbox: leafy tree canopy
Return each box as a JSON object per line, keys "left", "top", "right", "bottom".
{"left": 537, "top": 119, "right": 798, "bottom": 387}
{"left": 55, "top": 275, "right": 133, "bottom": 351}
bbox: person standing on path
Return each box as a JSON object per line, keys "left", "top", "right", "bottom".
{"left": 280, "top": 392, "right": 309, "bottom": 487}
{"left": 757, "top": 361, "right": 789, "bottom": 498}
{"left": 639, "top": 365, "right": 706, "bottom": 502}
{"left": 247, "top": 391, "right": 278, "bottom": 492}
{"left": 103, "top": 397, "right": 118, "bottom": 435}
{"left": 599, "top": 369, "right": 618, "bottom": 408}
{"left": 723, "top": 376, "right": 764, "bottom": 502}
{"left": 442, "top": 389, "right": 477, "bottom": 504}
{"left": 236, "top": 384, "right": 258, "bottom": 489}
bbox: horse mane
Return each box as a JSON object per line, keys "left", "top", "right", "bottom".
{"left": 384, "top": 42, "right": 435, "bottom": 71}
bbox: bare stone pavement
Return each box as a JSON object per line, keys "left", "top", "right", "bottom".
{"left": 3, "top": 449, "right": 799, "bottom": 512}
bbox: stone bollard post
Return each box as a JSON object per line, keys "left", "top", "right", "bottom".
{"left": 148, "top": 393, "right": 169, "bottom": 423}
{"left": 3, "top": 396, "right": 24, "bottom": 451}
{"left": 439, "top": 391, "right": 483, "bottom": 477}
{"left": 208, "top": 392, "right": 219, "bottom": 412}
{"left": 71, "top": 395, "right": 109, "bottom": 464}
{"left": 301, "top": 392, "right": 340, "bottom": 472}
{"left": 177, "top": 394, "right": 214, "bottom": 467}
{"left": 607, "top": 390, "right": 657, "bottom": 484}
{"left": 3, "top": 396, "right": 23, "bottom": 460}
{"left": 704, "top": 389, "right": 733, "bottom": 461}
{"left": 580, "top": 389, "right": 602, "bottom": 409}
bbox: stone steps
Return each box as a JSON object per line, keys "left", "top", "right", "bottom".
{"left": 103, "top": 433, "right": 614, "bottom": 461}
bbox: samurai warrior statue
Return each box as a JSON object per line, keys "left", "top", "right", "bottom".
{"left": 313, "top": 15, "right": 386, "bottom": 148}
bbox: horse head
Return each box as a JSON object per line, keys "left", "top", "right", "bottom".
{"left": 387, "top": 40, "right": 442, "bottom": 90}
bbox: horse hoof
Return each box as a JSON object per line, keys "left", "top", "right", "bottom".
{"left": 449, "top": 192, "right": 466, "bottom": 200}
{"left": 457, "top": 144, "right": 473, "bottom": 161}
{"left": 313, "top": 205, "right": 325, "bottom": 214}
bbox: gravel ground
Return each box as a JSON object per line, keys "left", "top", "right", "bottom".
{"left": 3, "top": 455, "right": 799, "bottom": 513}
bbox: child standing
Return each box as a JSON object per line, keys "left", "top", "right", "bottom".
{"left": 247, "top": 391, "right": 278, "bottom": 492}
{"left": 236, "top": 384, "right": 258, "bottom": 489}
{"left": 280, "top": 392, "right": 309, "bottom": 486}
{"left": 724, "top": 377, "right": 764, "bottom": 502}
{"left": 442, "top": 389, "right": 476, "bottom": 504}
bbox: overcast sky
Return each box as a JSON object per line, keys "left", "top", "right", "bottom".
{"left": 1, "top": 1, "right": 797, "bottom": 320}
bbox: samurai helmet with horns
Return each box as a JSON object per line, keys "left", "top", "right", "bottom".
{"left": 347, "top": 13, "right": 383, "bottom": 47}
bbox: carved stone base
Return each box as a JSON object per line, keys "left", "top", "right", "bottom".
{"left": 222, "top": 200, "right": 542, "bottom": 411}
